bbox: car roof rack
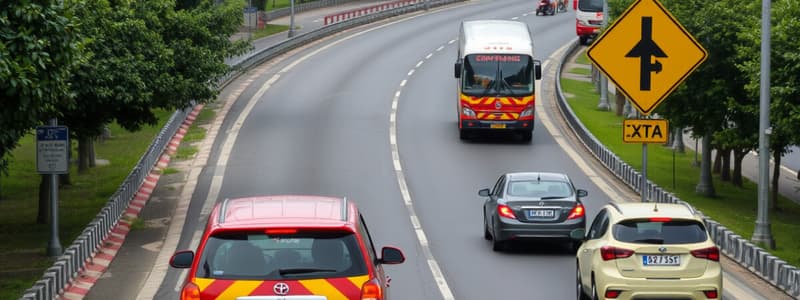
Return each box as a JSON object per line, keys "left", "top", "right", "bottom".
{"left": 219, "top": 198, "right": 231, "bottom": 224}
{"left": 341, "top": 197, "right": 348, "bottom": 221}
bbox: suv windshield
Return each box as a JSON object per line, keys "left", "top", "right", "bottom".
{"left": 461, "top": 54, "right": 534, "bottom": 96}
{"left": 613, "top": 219, "right": 708, "bottom": 245}
{"left": 195, "top": 231, "right": 367, "bottom": 280}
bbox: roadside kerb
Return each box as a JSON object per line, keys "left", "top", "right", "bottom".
{"left": 19, "top": 1, "right": 463, "bottom": 299}
{"left": 553, "top": 39, "right": 800, "bottom": 299}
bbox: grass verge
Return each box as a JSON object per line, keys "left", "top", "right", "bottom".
{"left": 560, "top": 53, "right": 800, "bottom": 267}
{"left": 252, "top": 24, "right": 291, "bottom": 40}
{"left": 0, "top": 110, "right": 173, "bottom": 299}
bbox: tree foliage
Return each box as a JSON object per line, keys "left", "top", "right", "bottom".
{"left": 0, "top": 1, "right": 82, "bottom": 174}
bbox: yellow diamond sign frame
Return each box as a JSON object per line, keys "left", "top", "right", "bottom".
{"left": 587, "top": 0, "right": 707, "bottom": 116}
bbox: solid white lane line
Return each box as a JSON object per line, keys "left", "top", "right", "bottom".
{"left": 389, "top": 43, "right": 456, "bottom": 300}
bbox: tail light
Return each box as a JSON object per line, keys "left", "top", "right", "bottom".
{"left": 703, "top": 289, "right": 719, "bottom": 299}
{"left": 600, "top": 246, "right": 634, "bottom": 261}
{"left": 497, "top": 205, "right": 516, "bottom": 219}
{"left": 361, "top": 279, "right": 383, "bottom": 300}
{"left": 566, "top": 203, "right": 585, "bottom": 220}
{"left": 180, "top": 282, "right": 201, "bottom": 300}
{"left": 691, "top": 246, "right": 720, "bottom": 262}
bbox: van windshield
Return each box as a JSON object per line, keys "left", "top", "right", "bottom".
{"left": 461, "top": 54, "right": 534, "bottom": 96}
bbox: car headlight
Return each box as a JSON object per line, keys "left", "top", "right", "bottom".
{"left": 462, "top": 107, "right": 476, "bottom": 118}
{"left": 520, "top": 107, "right": 534, "bottom": 118}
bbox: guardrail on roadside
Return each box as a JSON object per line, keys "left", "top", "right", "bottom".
{"left": 323, "top": 0, "right": 422, "bottom": 25}
{"left": 263, "top": 0, "right": 382, "bottom": 23}
{"left": 20, "top": 1, "right": 462, "bottom": 299}
{"left": 553, "top": 39, "right": 800, "bottom": 299}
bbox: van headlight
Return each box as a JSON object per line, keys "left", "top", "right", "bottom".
{"left": 462, "top": 107, "right": 476, "bottom": 118}
{"left": 520, "top": 107, "right": 534, "bottom": 118}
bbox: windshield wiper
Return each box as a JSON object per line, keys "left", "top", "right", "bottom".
{"left": 278, "top": 268, "right": 337, "bottom": 276}
{"left": 497, "top": 69, "right": 519, "bottom": 97}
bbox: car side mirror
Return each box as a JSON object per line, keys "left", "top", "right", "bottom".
{"left": 533, "top": 60, "right": 542, "bottom": 80}
{"left": 379, "top": 246, "right": 405, "bottom": 265}
{"left": 454, "top": 60, "right": 462, "bottom": 78}
{"left": 478, "top": 188, "right": 490, "bottom": 197}
{"left": 569, "top": 228, "right": 586, "bottom": 241}
{"left": 170, "top": 250, "right": 194, "bottom": 268}
{"left": 576, "top": 189, "right": 588, "bottom": 198}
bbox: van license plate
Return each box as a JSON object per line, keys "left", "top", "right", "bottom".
{"left": 490, "top": 123, "right": 506, "bottom": 129}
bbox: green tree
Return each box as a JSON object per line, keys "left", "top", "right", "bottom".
{"left": 735, "top": 0, "right": 800, "bottom": 211}
{"left": 0, "top": 1, "right": 82, "bottom": 176}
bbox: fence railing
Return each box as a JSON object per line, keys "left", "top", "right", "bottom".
{"left": 553, "top": 39, "right": 800, "bottom": 299}
{"left": 20, "top": 1, "right": 462, "bottom": 299}
{"left": 324, "top": 0, "right": 422, "bottom": 25}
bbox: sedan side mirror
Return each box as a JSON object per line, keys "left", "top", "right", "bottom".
{"left": 379, "top": 246, "right": 405, "bottom": 265}
{"left": 576, "top": 189, "right": 588, "bottom": 198}
{"left": 170, "top": 250, "right": 194, "bottom": 268}
{"left": 478, "top": 188, "right": 490, "bottom": 197}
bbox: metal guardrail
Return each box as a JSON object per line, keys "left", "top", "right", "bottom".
{"left": 554, "top": 39, "right": 800, "bottom": 299}
{"left": 20, "top": 1, "right": 462, "bottom": 299}
{"left": 263, "top": 0, "right": 384, "bottom": 23}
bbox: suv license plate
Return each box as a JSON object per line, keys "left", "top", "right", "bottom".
{"left": 527, "top": 209, "right": 554, "bottom": 218}
{"left": 643, "top": 255, "right": 680, "bottom": 266}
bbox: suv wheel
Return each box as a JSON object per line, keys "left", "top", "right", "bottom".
{"left": 577, "top": 265, "right": 589, "bottom": 300}
{"left": 590, "top": 277, "right": 598, "bottom": 300}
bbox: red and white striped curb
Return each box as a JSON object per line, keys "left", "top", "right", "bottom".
{"left": 61, "top": 104, "right": 204, "bottom": 300}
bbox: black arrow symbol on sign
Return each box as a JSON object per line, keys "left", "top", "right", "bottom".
{"left": 625, "top": 16, "right": 667, "bottom": 91}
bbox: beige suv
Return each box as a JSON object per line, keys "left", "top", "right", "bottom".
{"left": 572, "top": 202, "right": 722, "bottom": 300}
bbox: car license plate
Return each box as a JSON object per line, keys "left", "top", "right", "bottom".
{"left": 642, "top": 255, "right": 680, "bottom": 266}
{"left": 527, "top": 209, "right": 554, "bottom": 218}
{"left": 490, "top": 123, "right": 506, "bottom": 129}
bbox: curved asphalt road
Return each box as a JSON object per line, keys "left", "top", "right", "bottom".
{"left": 152, "top": 1, "right": 773, "bottom": 299}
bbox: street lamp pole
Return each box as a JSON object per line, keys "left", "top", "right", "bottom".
{"left": 752, "top": 0, "right": 775, "bottom": 249}
{"left": 288, "top": 0, "right": 296, "bottom": 38}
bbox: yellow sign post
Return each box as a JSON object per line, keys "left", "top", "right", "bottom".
{"left": 587, "top": 0, "right": 707, "bottom": 116}
{"left": 623, "top": 119, "right": 668, "bottom": 143}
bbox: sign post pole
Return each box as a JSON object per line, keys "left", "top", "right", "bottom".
{"left": 642, "top": 141, "right": 648, "bottom": 202}
{"left": 37, "top": 119, "right": 69, "bottom": 257}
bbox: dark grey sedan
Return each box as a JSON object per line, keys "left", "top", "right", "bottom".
{"left": 481, "top": 172, "right": 587, "bottom": 252}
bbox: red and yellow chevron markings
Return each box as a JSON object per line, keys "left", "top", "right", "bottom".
{"left": 194, "top": 275, "right": 370, "bottom": 300}
{"left": 459, "top": 94, "right": 534, "bottom": 106}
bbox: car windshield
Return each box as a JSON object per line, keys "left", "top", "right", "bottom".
{"left": 461, "top": 54, "right": 534, "bottom": 96}
{"left": 195, "top": 231, "right": 367, "bottom": 280}
{"left": 506, "top": 180, "right": 572, "bottom": 198}
{"left": 613, "top": 219, "right": 708, "bottom": 244}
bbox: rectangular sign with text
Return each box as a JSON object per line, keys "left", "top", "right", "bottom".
{"left": 36, "top": 126, "right": 70, "bottom": 174}
{"left": 623, "top": 119, "right": 668, "bottom": 143}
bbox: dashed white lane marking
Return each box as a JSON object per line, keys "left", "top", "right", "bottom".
{"left": 511, "top": 16, "right": 519, "bottom": 20}
{"left": 390, "top": 44, "right": 456, "bottom": 300}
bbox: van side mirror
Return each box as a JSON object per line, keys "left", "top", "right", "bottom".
{"left": 478, "top": 189, "right": 490, "bottom": 197}
{"left": 454, "top": 59, "right": 462, "bottom": 78}
{"left": 576, "top": 189, "right": 588, "bottom": 198}
{"left": 534, "top": 60, "right": 542, "bottom": 80}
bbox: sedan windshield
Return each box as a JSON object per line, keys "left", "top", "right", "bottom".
{"left": 194, "top": 231, "right": 367, "bottom": 280}
{"left": 461, "top": 54, "right": 534, "bottom": 96}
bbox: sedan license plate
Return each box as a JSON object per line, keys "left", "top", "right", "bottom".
{"left": 642, "top": 255, "right": 680, "bottom": 266}
{"left": 490, "top": 123, "right": 506, "bottom": 129}
{"left": 527, "top": 209, "right": 554, "bottom": 218}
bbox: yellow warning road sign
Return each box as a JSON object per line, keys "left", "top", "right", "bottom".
{"left": 587, "top": 0, "right": 707, "bottom": 115}
{"left": 623, "top": 119, "right": 668, "bottom": 143}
